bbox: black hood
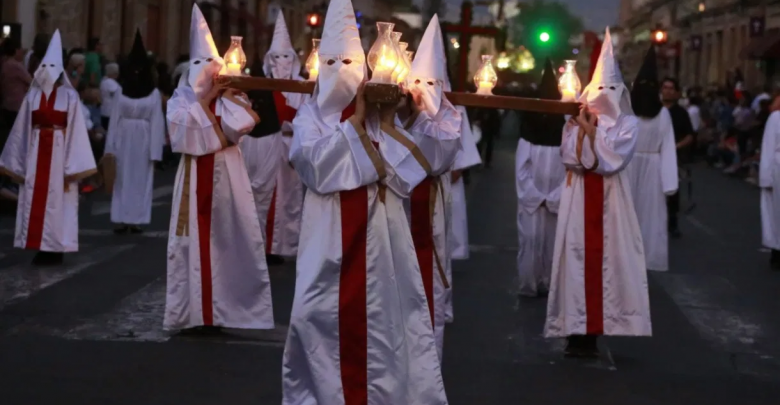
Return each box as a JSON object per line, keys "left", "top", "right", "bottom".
{"left": 631, "top": 45, "right": 663, "bottom": 118}
{"left": 521, "top": 58, "right": 564, "bottom": 147}
{"left": 121, "top": 30, "right": 156, "bottom": 99}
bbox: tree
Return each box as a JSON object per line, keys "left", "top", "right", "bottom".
{"left": 509, "top": 0, "right": 583, "bottom": 72}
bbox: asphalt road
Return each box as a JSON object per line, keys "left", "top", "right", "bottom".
{"left": 1, "top": 137, "right": 780, "bottom": 404}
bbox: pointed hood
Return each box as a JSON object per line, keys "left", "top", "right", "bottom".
{"left": 263, "top": 12, "right": 301, "bottom": 79}
{"left": 410, "top": 15, "right": 446, "bottom": 81}
{"left": 630, "top": 45, "right": 662, "bottom": 118}
{"left": 122, "top": 29, "right": 156, "bottom": 99}
{"left": 522, "top": 58, "right": 564, "bottom": 146}
{"left": 315, "top": 0, "right": 366, "bottom": 119}
{"left": 579, "top": 27, "right": 633, "bottom": 127}
{"left": 182, "top": 3, "right": 224, "bottom": 97}
{"left": 33, "top": 29, "right": 71, "bottom": 96}
{"left": 409, "top": 14, "right": 447, "bottom": 115}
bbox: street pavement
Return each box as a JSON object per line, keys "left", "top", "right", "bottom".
{"left": 2, "top": 137, "right": 780, "bottom": 404}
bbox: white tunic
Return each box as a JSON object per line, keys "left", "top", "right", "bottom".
{"left": 760, "top": 112, "right": 780, "bottom": 250}
{"left": 105, "top": 90, "right": 166, "bottom": 225}
{"left": 283, "top": 100, "right": 448, "bottom": 405}
{"left": 403, "top": 102, "right": 462, "bottom": 359}
{"left": 515, "top": 138, "right": 566, "bottom": 297}
{"left": 241, "top": 83, "right": 306, "bottom": 257}
{"left": 545, "top": 114, "right": 652, "bottom": 337}
{"left": 0, "top": 86, "right": 96, "bottom": 252}
{"left": 624, "top": 108, "right": 678, "bottom": 271}
{"left": 163, "top": 87, "right": 274, "bottom": 331}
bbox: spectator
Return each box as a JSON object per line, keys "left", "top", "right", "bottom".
{"left": 100, "top": 63, "right": 120, "bottom": 129}
{"left": 1, "top": 38, "right": 32, "bottom": 131}
{"left": 85, "top": 37, "right": 103, "bottom": 87}
{"left": 661, "top": 77, "right": 695, "bottom": 238}
{"left": 26, "top": 33, "right": 49, "bottom": 76}
{"left": 67, "top": 53, "right": 86, "bottom": 89}
{"left": 753, "top": 84, "right": 772, "bottom": 114}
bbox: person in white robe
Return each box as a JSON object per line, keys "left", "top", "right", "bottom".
{"left": 241, "top": 13, "right": 307, "bottom": 265}
{"left": 282, "top": 0, "right": 448, "bottom": 402}
{"left": 0, "top": 30, "right": 97, "bottom": 266}
{"left": 104, "top": 30, "right": 166, "bottom": 233}
{"left": 625, "top": 46, "right": 678, "bottom": 271}
{"left": 516, "top": 58, "right": 567, "bottom": 297}
{"left": 544, "top": 28, "right": 651, "bottom": 358}
{"left": 400, "top": 14, "right": 462, "bottom": 359}
{"left": 445, "top": 81, "right": 482, "bottom": 324}
{"left": 759, "top": 95, "right": 780, "bottom": 270}
{"left": 163, "top": 4, "right": 273, "bottom": 332}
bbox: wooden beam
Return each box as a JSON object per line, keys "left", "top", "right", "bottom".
{"left": 219, "top": 76, "right": 581, "bottom": 115}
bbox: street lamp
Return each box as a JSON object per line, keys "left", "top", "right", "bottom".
{"left": 652, "top": 27, "right": 668, "bottom": 45}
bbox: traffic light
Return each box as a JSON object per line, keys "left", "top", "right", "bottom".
{"left": 306, "top": 13, "right": 321, "bottom": 28}
{"left": 651, "top": 28, "right": 668, "bottom": 44}
{"left": 539, "top": 32, "right": 550, "bottom": 43}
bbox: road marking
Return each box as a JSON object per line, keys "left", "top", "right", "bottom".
{"left": 652, "top": 273, "right": 765, "bottom": 354}
{"left": 152, "top": 185, "right": 174, "bottom": 200}
{"left": 0, "top": 229, "right": 168, "bottom": 238}
{"left": 0, "top": 244, "right": 134, "bottom": 312}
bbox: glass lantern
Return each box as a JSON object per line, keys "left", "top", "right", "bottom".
{"left": 367, "top": 22, "right": 402, "bottom": 84}
{"left": 395, "top": 42, "right": 411, "bottom": 84}
{"left": 390, "top": 32, "right": 403, "bottom": 83}
{"left": 473, "top": 55, "right": 498, "bottom": 95}
{"left": 305, "top": 38, "right": 321, "bottom": 82}
{"left": 223, "top": 36, "right": 246, "bottom": 76}
{"left": 558, "top": 60, "right": 581, "bottom": 102}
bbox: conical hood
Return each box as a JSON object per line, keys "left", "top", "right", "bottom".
{"left": 538, "top": 58, "right": 561, "bottom": 100}
{"left": 319, "top": 0, "right": 363, "bottom": 57}
{"left": 578, "top": 27, "right": 633, "bottom": 127}
{"left": 183, "top": 3, "right": 224, "bottom": 97}
{"left": 522, "top": 58, "right": 564, "bottom": 146}
{"left": 263, "top": 11, "right": 301, "bottom": 79}
{"left": 410, "top": 14, "right": 446, "bottom": 81}
{"left": 631, "top": 45, "right": 662, "bottom": 118}
{"left": 269, "top": 12, "right": 293, "bottom": 53}
{"left": 33, "top": 29, "right": 70, "bottom": 94}
{"left": 315, "top": 0, "right": 365, "bottom": 119}
{"left": 122, "top": 29, "right": 156, "bottom": 99}
{"left": 589, "top": 27, "right": 622, "bottom": 85}
{"left": 189, "top": 4, "right": 220, "bottom": 60}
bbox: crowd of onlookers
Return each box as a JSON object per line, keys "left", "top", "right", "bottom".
{"left": 0, "top": 33, "right": 191, "bottom": 203}
{"left": 683, "top": 81, "right": 775, "bottom": 185}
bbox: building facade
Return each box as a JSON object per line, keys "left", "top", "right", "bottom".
{"left": 620, "top": 0, "right": 780, "bottom": 91}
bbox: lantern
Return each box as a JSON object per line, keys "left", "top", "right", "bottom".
{"left": 395, "top": 41, "right": 411, "bottom": 85}
{"left": 558, "top": 60, "right": 581, "bottom": 102}
{"left": 390, "top": 32, "right": 403, "bottom": 83}
{"left": 367, "top": 22, "right": 402, "bottom": 84}
{"left": 223, "top": 36, "right": 246, "bottom": 76}
{"left": 473, "top": 55, "right": 497, "bottom": 95}
{"left": 305, "top": 38, "right": 321, "bottom": 81}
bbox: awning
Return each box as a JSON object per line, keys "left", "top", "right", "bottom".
{"left": 740, "top": 30, "right": 780, "bottom": 60}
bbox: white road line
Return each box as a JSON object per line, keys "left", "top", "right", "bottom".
{"left": 652, "top": 272, "right": 765, "bottom": 354}
{"left": 0, "top": 244, "right": 134, "bottom": 312}
{"left": 152, "top": 185, "right": 174, "bottom": 200}
{"left": 684, "top": 215, "right": 726, "bottom": 245}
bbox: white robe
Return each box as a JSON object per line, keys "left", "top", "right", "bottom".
{"left": 283, "top": 100, "right": 448, "bottom": 405}
{"left": 104, "top": 90, "right": 166, "bottom": 225}
{"left": 515, "top": 138, "right": 566, "bottom": 297}
{"left": 760, "top": 112, "right": 780, "bottom": 250}
{"left": 403, "top": 102, "right": 462, "bottom": 359}
{"left": 445, "top": 107, "right": 481, "bottom": 324}
{"left": 241, "top": 83, "right": 306, "bottom": 257}
{"left": 0, "top": 85, "right": 97, "bottom": 252}
{"left": 545, "top": 114, "right": 652, "bottom": 337}
{"left": 625, "top": 108, "right": 678, "bottom": 271}
{"left": 163, "top": 87, "right": 274, "bottom": 331}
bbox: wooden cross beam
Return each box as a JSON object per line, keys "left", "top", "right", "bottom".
{"left": 441, "top": 2, "right": 502, "bottom": 91}
{"left": 219, "top": 76, "right": 581, "bottom": 115}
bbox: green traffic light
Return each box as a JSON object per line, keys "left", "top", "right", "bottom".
{"left": 540, "top": 32, "right": 550, "bottom": 42}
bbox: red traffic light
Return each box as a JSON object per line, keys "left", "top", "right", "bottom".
{"left": 307, "top": 13, "right": 321, "bottom": 28}
{"left": 652, "top": 29, "right": 668, "bottom": 44}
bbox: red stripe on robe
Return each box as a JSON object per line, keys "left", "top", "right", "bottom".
{"left": 195, "top": 100, "right": 221, "bottom": 326}
{"left": 272, "top": 91, "right": 298, "bottom": 124}
{"left": 410, "top": 177, "right": 435, "bottom": 327}
{"left": 583, "top": 170, "right": 604, "bottom": 335}
{"left": 26, "top": 87, "right": 66, "bottom": 250}
{"left": 337, "top": 100, "right": 368, "bottom": 405}
{"left": 265, "top": 186, "right": 277, "bottom": 254}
